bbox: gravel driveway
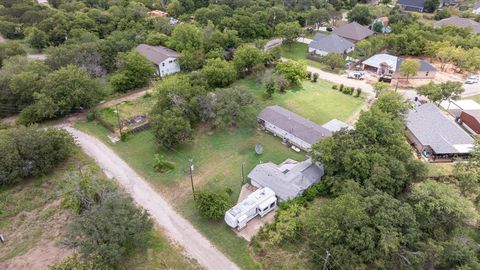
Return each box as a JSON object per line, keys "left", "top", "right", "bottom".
{"left": 62, "top": 126, "right": 239, "bottom": 270}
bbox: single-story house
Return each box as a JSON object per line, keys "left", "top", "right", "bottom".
{"left": 473, "top": 2, "right": 480, "bottom": 15}
{"left": 258, "top": 105, "right": 332, "bottom": 151}
{"left": 248, "top": 158, "right": 324, "bottom": 201}
{"left": 322, "top": 119, "right": 353, "bottom": 133}
{"left": 263, "top": 38, "right": 283, "bottom": 52}
{"left": 333, "top": 21, "right": 374, "bottom": 43}
{"left": 397, "top": 0, "right": 426, "bottom": 12}
{"left": 362, "top": 54, "right": 437, "bottom": 78}
{"left": 406, "top": 103, "right": 475, "bottom": 160}
{"left": 434, "top": 16, "right": 480, "bottom": 34}
{"left": 308, "top": 33, "right": 355, "bottom": 56}
{"left": 135, "top": 44, "right": 180, "bottom": 77}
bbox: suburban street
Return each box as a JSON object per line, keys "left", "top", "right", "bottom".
{"left": 62, "top": 126, "right": 239, "bottom": 270}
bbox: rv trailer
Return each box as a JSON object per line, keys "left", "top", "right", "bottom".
{"left": 224, "top": 187, "right": 277, "bottom": 230}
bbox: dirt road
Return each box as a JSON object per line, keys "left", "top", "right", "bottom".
{"left": 62, "top": 125, "right": 239, "bottom": 270}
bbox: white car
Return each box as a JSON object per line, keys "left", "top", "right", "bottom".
{"left": 347, "top": 71, "right": 365, "bottom": 80}
{"left": 465, "top": 75, "right": 479, "bottom": 84}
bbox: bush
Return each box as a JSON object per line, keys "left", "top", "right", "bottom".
{"left": 194, "top": 190, "right": 231, "bottom": 220}
{"left": 68, "top": 194, "right": 153, "bottom": 268}
{"left": 332, "top": 85, "right": 338, "bottom": 90}
{"left": 339, "top": 84, "right": 344, "bottom": 92}
{"left": 356, "top": 88, "right": 362, "bottom": 97}
{"left": 0, "top": 126, "right": 74, "bottom": 185}
{"left": 313, "top": 73, "right": 319, "bottom": 82}
{"left": 86, "top": 110, "right": 95, "bottom": 122}
{"left": 307, "top": 71, "right": 312, "bottom": 81}
{"left": 153, "top": 154, "right": 175, "bottom": 172}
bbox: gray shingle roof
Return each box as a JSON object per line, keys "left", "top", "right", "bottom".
{"left": 333, "top": 22, "right": 374, "bottom": 42}
{"left": 259, "top": 105, "right": 332, "bottom": 145}
{"left": 309, "top": 33, "right": 354, "bottom": 54}
{"left": 135, "top": 44, "right": 179, "bottom": 65}
{"left": 248, "top": 158, "right": 324, "bottom": 201}
{"left": 406, "top": 103, "right": 474, "bottom": 154}
{"left": 396, "top": 59, "right": 437, "bottom": 72}
{"left": 434, "top": 16, "right": 480, "bottom": 34}
{"left": 397, "top": 0, "right": 425, "bottom": 8}
{"left": 474, "top": 2, "right": 480, "bottom": 9}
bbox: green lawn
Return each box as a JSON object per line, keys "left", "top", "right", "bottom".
{"left": 236, "top": 79, "right": 365, "bottom": 125}
{"left": 465, "top": 94, "right": 480, "bottom": 103}
{"left": 97, "top": 94, "right": 156, "bottom": 128}
{"left": 75, "top": 79, "right": 366, "bottom": 270}
{"left": 280, "top": 42, "right": 345, "bottom": 74}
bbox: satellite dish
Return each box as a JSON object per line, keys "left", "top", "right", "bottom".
{"left": 255, "top": 144, "right": 263, "bottom": 155}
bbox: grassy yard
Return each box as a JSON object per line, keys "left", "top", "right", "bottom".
{"left": 280, "top": 42, "right": 345, "bottom": 74}
{"left": 74, "top": 78, "right": 366, "bottom": 269}
{"left": 236, "top": 79, "right": 365, "bottom": 125}
{"left": 0, "top": 149, "right": 197, "bottom": 269}
{"left": 465, "top": 94, "right": 480, "bottom": 103}
{"left": 97, "top": 94, "right": 156, "bottom": 128}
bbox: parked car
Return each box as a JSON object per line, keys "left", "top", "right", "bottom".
{"left": 347, "top": 71, "right": 365, "bottom": 80}
{"left": 465, "top": 75, "right": 479, "bottom": 84}
{"left": 379, "top": 75, "right": 392, "bottom": 83}
{"left": 326, "top": 27, "right": 333, "bottom": 32}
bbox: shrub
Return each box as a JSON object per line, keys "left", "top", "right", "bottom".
{"left": 339, "top": 84, "right": 344, "bottom": 92}
{"left": 153, "top": 154, "right": 175, "bottom": 172}
{"left": 313, "top": 73, "right": 319, "bottom": 82}
{"left": 307, "top": 71, "right": 312, "bottom": 81}
{"left": 303, "top": 186, "right": 319, "bottom": 201}
{"left": 332, "top": 85, "right": 338, "bottom": 90}
{"left": 194, "top": 190, "right": 231, "bottom": 220}
{"left": 356, "top": 88, "right": 362, "bottom": 97}
{"left": 86, "top": 110, "right": 95, "bottom": 122}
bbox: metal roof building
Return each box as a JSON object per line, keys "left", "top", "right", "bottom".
{"left": 333, "top": 22, "right": 374, "bottom": 43}
{"left": 308, "top": 33, "right": 354, "bottom": 55}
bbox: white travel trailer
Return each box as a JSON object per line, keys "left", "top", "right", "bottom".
{"left": 224, "top": 187, "right": 277, "bottom": 230}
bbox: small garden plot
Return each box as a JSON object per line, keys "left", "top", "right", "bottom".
{"left": 280, "top": 42, "right": 346, "bottom": 73}
{"left": 96, "top": 94, "right": 156, "bottom": 131}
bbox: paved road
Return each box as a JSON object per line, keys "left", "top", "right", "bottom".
{"left": 62, "top": 126, "right": 239, "bottom": 270}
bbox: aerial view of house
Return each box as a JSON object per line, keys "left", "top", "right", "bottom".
{"left": 397, "top": 0, "right": 427, "bottom": 12}
{"left": 333, "top": 21, "right": 374, "bottom": 43}
{"left": 308, "top": 33, "right": 355, "bottom": 56}
{"left": 135, "top": 44, "right": 181, "bottom": 77}
{"left": 406, "top": 103, "right": 475, "bottom": 160}
{"left": 248, "top": 158, "right": 324, "bottom": 201}
{"left": 434, "top": 16, "right": 480, "bottom": 34}
{"left": 362, "top": 53, "right": 437, "bottom": 78}
{"left": 258, "top": 105, "right": 332, "bottom": 151}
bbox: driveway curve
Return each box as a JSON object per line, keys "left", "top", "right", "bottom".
{"left": 62, "top": 125, "right": 239, "bottom": 270}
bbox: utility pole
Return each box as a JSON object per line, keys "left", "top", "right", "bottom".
{"left": 241, "top": 162, "right": 245, "bottom": 185}
{"left": 322, "top": 250, "right": 331, "bottom": 270}
{"left": 115, "top": 104, "right": 123, "bottom": 137}
{"left": 189, "top": 159, "right": 195, "bottom": 198}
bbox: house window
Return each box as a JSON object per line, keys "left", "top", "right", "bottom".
{"left": 162, "top": 63, "right": 165, "bottom": 67}
{"left": 169, "top": 60, "right": 173, "bottom": 63}
{"left": 425, "top": 72, "right": 429, "bottom": 76}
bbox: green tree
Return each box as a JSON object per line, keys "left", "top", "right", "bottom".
{"left": 375, "top": 91, "right": 408, "bottom": 117}
{"left": 347, "top": 5, "right": 372, "bottom": 25}
{"left": 194, "top": 190, "right": 231, "bottom": 220}
{"left": 275, "top": 22, "right": 303, "bottom": 48}
{"left": 373, "top": 82, "right": 390, "bottom": 98}
{"left": 355, "top": 39, "right": 372, "bottom": 56}
{"left": 424, "top": 0, "right": 440, "bottom": 13}
{"left": 150, "top": 109, "right": 193, "bottom": 148}
{"left": 201, "top": 58, "right": 237, "bottom": 88}
{"left": 68, "top": 194, "right": 153, "bottom": 268}
{"left": 233, "top": 46, "right": 265, "bottom": 77}
{"left": 0, "top": 41, "right": 27, "bottom": 66}
{"left": 372, "top": 21, "right": 383, "bottom": 33}
{"left": 417, "top": 81, "right": 464, "bottom": 103}
{"left": 274, "top": 60, "right": 307, "bottom": 85}
{"left": 307, "top": 8, "right": 330, "bottom": 30}
{"left": 167, "top": 23, "right": 203, "bottom": 52}
{"left": 25, "top": 27, "right": 48, "bottom": 49}
{"left": 110, "top": 51, "right": 155, "bottom": 92}
{"left": 400, "top": 59, "right": 420, "bottom": 82}
{"left": 322, "top": 53, "right": 344, "bottom": 70}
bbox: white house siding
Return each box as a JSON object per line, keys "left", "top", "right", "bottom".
{"left": 264, "top": 121, "right": 312, "bottom": 150}
{"left": 308, "top": 46, "right": 354, "bottom": 56}
{"left": 158, "top": 57, "right": 180, "bottom": 77}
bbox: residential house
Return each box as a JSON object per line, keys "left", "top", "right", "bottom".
{"left": 434, "top": 16, "right": 480, "bottom": 34}
{"left": 248, "top": 158, "right": 324, "bottom": 201}
{"left": 258, "top": 105, "right": 332, "bottom": 151}
{"left": 308, "top": 33, "right": 355, "bottom": 56}
{"left": 406, "top": 103, "right": 475, "bottom": 160}
{"left": 397, "top": 0, "right": 426, "bottom": 12}
{"left": 333, "top": 22, "right": 374, "bottom": 43}
{"left": 362, "top": 54, "right": 437, "bottom": 78}
{"left": 473, "top": 2, "right": 480, "bottom": 14}
{"left": 135, "top": 44, "right": 180, "bottom": 77}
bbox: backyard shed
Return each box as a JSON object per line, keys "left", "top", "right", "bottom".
{"left": 248, "top": 158, "right": 324, "bottom": 201}
{"left": 135, "top": 44, "right": 180, "bottom": 77}
{"left": 258, "top": 105, "right": 332, "bottom": 151}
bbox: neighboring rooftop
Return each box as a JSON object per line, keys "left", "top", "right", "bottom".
{"left": 396, "top": 58, "right": 437, "bottom": 72}
{"left": 397, "top": 0, "right": 425, "bottom": 9}
{"left": 258, "top": 105, "right": 332, "bottom": 145}
{"left": 440, "top": 99, "right": 480, "bottom": 117}
{"left": 362, "top": 53, "right": 398, "bottom": 71}
{"left": 406, "top": 103, "right": 474, "bottom": 154}
{"left": 135, "top": 44, "right": 180, "bottom": 65}
{"left": 434, "top": 16, "right": 480, "bottom": 34}
{"left": 474, "top": 1, "right": 480, "bottom": 9}
{"left": 333, "top": 22, "right": 374, "bottom": 42}
{"left": 308, "top": 33, "right": 354, "bottom": 54}
{"left": 322, "top": 119, "right": 353, "bottom": 133}
{"left": 248, "top": 159, "right": 324, "bottom": 201}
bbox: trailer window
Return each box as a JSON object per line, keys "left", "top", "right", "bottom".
{"left": 270, "top": 202, "right": 275, "bottom": 208}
